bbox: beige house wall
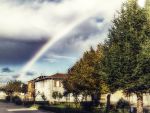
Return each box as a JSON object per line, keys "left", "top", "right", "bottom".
{"left": 0, "top": 91, "right": 6, "bottom": 99}
{"left": 35, "top": 79, "right": 91, "bottom": 103}
{"left": 105, "top": 91, "right": 150, "bottom": 106}
{"left": 35, "top": 79, "right": 67, "bottom": 102}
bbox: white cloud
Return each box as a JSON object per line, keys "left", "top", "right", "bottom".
{"left": 47, "top": 54, "right": 76, "bottom": 60}
{"left": 43, "top": 53, "right": 77, "bottom": 63}
{"left": 138, "top": 0, "right": 146, "bottom": 8}
{"left": 0, "top": 0, "right": 125, "bottom": 41}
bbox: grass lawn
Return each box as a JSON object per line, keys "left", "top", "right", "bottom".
{"left": 51, "top": 104, "right": 66, "bottom": 108}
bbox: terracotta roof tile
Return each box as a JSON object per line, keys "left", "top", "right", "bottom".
{"left": 48, "top": 73, "right": 67, "bottom": 79}
{"left": 33, "top": 73, "right": 67, "bottom": 82}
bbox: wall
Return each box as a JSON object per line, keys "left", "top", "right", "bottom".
{"left": 106, "top": 90, "right": 150, "bottom": 106}
{"left": 35, "top": 79, "right": 66, "bottom": 102}
{"left": 35, "top": 79, "right": 51, "bottom": 101}
{"left": 0, "top": 91, "right": 6, "bottom": 99}
{"left": 35, "top": 79, "right": 91, "bottom": 103}
{"left": 27, "top": 81, "right": 35, "bottom": 100}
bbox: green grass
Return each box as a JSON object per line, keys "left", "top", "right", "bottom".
{"left": 51, "top": 104, "right": 66, "bottom": 108}
{"left": 51, "top": 102, "right": 81, "bottom": 109}
{"left": 30, "top": 104, "right": 40, "bottom": 109}
{"left": 0, "top": 99, "right": 6, "bottom": 102}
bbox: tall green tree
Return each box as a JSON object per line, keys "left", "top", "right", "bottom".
{"left": 106, "top": 0, "right": 150, "bottom": 113}
{"left": 102, "top": 44, "right": 116, "bottom": 113}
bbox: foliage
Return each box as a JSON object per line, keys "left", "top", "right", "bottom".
{"left": 105, "top": 0, "right": 150, "bottom": 95}
{"left": 13, "top": 96, "right": 22, "bottom": 105}
{"left": 116, "top": 98, "right": 130, "bottom": 109}
{"left": 80, "top": 101, "right": 94, "bottom": 111}
{"left": 30, "top": 104, "right": 40, "bottom": 109}
{"left": 5, "top": 96, "right": 11, "bottom": 102}
{"left": 21, "top": 84, "right": 28, "bottom": 94}
{"left": 41, "top": 93, "right": 47, "bottom": 101}
{"left": 63, "top": 45, "right": 109, "bottom": 99}
{"left": 52, "top": 91, "right": 63, "bottom": 102}
{"left": 105, "top": 0, "right": 150, "bottom": 112}
{"left": 3, "top": 80, "right": 27, "bottom": 95}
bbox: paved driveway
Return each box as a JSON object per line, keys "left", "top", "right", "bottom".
{"left": 0, "top": 102, "right": 52, "bottom": 113}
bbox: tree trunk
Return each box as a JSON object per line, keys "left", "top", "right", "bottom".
{"left": 74, "top": 95, "right": 79, "bottom": 108}
{"left": 9, "top": 93, "right": 13, "bottom": 103}
{"left": 136, "top": 93, "right": 143, "bottom": 113}
{"left": 91, "top": 92, "right": 101, "bottom": 107}
{"left": 106, "top": 93, "right": 111, "bottom": 113}
{"left": 33, "top": 93, "right": 36, "bottom": 105}
{"left": 10, "top": 95, "right": 13, "bottom": 103}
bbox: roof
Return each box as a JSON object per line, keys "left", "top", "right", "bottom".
{"left": 48, "top": 73, "right": 67, "bottom": 79}
{"left": 34, "top": 73, "right": 67, "bottom": 82}
{"left": 28, "top": 76, "right": 47, "bottom": 83}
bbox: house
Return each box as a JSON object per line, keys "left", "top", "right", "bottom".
{"left": 27, "top": 76, "right": 47, "bottom": 101}
{"left": 27, "top": 80, "right": 35, "bottom": 101}
{"left": 33, "top": 73, "right": 91, "bottom": 103}
{"left": 34, "top": 73, "right": 67, "bottom": 102}
{"left": 27, "top": 74, "right": 150, "bottom": 106}
{"left": 108, "top": 91, "right": 150, "bottom": 106}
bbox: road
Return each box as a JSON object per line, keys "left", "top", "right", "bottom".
{"left": 0, "top": 102, "right": 53, "bottom": 113}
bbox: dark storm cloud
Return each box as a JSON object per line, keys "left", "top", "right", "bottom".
{"left": 46, "top": 17, "right": 106, "bottom": 55}
{"left": 1, "top": 67, "right": 13, "bottom": 73}
{"left": 0, "top": 37, "right": 47, "bottom": 64}
{"left": 12, "top": 75, "right": 19, "bottom": 79}
{"left": 26, "top": 71, "right": 36, "bottom": 76}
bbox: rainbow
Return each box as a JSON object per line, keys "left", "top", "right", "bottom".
{"left": 18, "top": 11, "right": 100, "bottom": 81}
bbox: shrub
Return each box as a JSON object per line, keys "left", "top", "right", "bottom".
{"left": 52, "top": 91, "right": 63, "bottom": 102}
{"left": 12, "top": 96, "right": 19, "bottom": 102}
{"left": 116, "top": 98, "right": 130, "bottom": 109}
{"left": 39, "top": 105, "right": 92, "bottom": 113}
{"left": 5, "top": 96, "right": 10, "bottom": 102}
{"left": 13, "top": 96, "right": 22, "bottom": 105}
{"left": 80, "top": 101, "right": 94, "bottom": 111}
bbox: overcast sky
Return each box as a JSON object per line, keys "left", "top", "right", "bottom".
{"left": 0, "top": 0, "right": 126, "bottom": 82}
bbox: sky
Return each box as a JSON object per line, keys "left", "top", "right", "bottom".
{"left": 0, "top": 0, "right": 127, "bottom": 82}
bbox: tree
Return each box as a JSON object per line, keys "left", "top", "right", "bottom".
{"left": 63, "top": 45, "right": 109, "bottom": 107}
{"left": 3, "top": 80, "right": 27, "bottom": 102}
{"left": 106, "top": 0, "right": 150, "bottom": 113}
{"left": 21, "top": 84, "right": 27, "bottom": 94}
{"left": 41, "top": 93, "right": 47, "bottom": 101}
{"left": 52, "top": 91, "right": 63, "bottom": 103}
{"left": 101, "top": 44, "right": 115, "bottom": 113}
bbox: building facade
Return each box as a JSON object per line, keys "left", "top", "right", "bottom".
{"left": 34, "top": 73, "right": 91, "bottom": 103}
{"left": 27, "top": 74, "right": 150, "bottom": 106}
{"left": 35, "top": 73, "right": 69, "bottom": 102}
{"left": 27, "top": 80, "right": 35, "bottom": 101}
{"left": 109, "top": 91, "right": 150, "bottom": 106}
{"left": 27, "top": 76, "right": 47, "bottom": 101}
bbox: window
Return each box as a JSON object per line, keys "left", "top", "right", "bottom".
{"left": 59, "top": 81, "right": 61, "bottom": 87}
{"left": 54, "top": 80, "right": 57, "bottom": 87}
{"left": 54, "top": 80, "right": 59, "bottom": 87}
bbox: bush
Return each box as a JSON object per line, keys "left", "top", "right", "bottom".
{"left": 80, "top": 101, "right": 94, "bottom": 111}
{"left": 5, "top": 96, "right": 10, "bottom": 102}
{"left": 36, "top": 101, "right": 49, "bottom": 105}
{"left": 116, "top": 98, "right": 130, "bottom": 109}
{"left": 24, "top": 101, "right": 34, "bottom": 106}
{"left": 23, "top": 101, "right": 49, "bottom": 107}
{"left": 39, "top": 105, "right": 92, "bottom": 113}
{"left": 12, "top": 96, "right": 19, "bottom": 102}
{"left": 12, "top": 96, "right": 22, "bottom": 105}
